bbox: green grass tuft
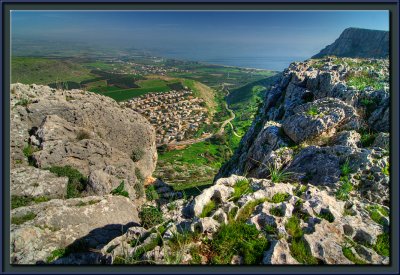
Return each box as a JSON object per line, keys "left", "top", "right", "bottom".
{"left": 11, "top": 212, "right": 36, "bottom": 225}
{"left": 270, "top": 192, "right": 290, "bottom": 203}
{"left": 374, "top": 233, "right": 389, "bottom": 257}
{"left": 342, "top": 246, "right": 367, "bottom": 264}
{"left": 139, "top": 205, "right": 164, "bottom": 229}
{"left": 210, "top": 222, "right": 268, "bottom": 264}
{"left": 306, "top": 106, "right": 319, "bottom": 117}
{"left": 268, "top": 165, "right": 293, "bottom": 183}
{"left": 236, "top": 198, "right": 267, "bottom": 222}
{"left": 230, "top": 179, "right": 252, "bottom": 202}
{"left": 290, "top": 238, "right": 318, "bottom": 264}
{"left": 269, "top": 206, "right": 284, "bottom": 217}
{"left": 145, "top": 185, "right": 159, "bottom": 201}
{"left": 285, "top": 216, "right": 303, "bottom": 239}
{"left": 200, "top": 200, "right": 217, "bottom": 218}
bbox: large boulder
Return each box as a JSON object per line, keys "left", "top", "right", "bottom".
{"left": 282, "top": 98, "right": 358, "bottom": 144}
{"left": 10, "top": 195, "right": 140, "bottom": 264}
{"left": 10, "top": 83, "right": 157, "bottom": 180}
{"left": 10, "top": 84, "right": 157, "bottom": 198}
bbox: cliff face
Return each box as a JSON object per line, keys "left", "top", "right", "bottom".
{"left": 217, "top": 56, "right": 389, "bottom": 205}
{"left": 312, "top": 28, "right": 389, "bottom": 59}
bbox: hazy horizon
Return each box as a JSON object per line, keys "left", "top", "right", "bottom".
{"left": 11, "top": 10, "right": 389, "bottom": 70}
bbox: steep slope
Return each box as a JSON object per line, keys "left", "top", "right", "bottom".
{"left": 218, "top": 56, "right": 389, "bottom": 205}
{"left": 312, "top": 28, "right": 389, "bottom": 59}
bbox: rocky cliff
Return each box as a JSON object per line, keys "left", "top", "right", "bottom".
{"left": 312, "top": 28, "right": 389, "bottom": 59}
{"left": 10, "top": 84, "right": 158, "bottom": 264}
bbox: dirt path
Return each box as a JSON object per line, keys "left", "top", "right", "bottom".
{"left": 168, "top": 89, "right": 240, "bottom": 147}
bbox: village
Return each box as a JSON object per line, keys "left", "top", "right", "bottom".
{"left": 126, "top": 89, "right": 211, "bottom": 145}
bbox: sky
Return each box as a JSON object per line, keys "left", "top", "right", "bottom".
{"left": 11, "top": 10, "right": 389, "bottom": 70}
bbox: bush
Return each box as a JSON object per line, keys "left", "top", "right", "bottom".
{"left": 268, "top": 164, "right": 293, "bottom": 183}
{"left": 76, "top": 130, "right": 90, "bottom": 140}
{"left": 110, "top": 181, "right": 130, "bottom": 198}
{"left": 211, "top": 222, "right": 268, "bottom": 264}
{"left": 359, "top": 129, "right": 376, "bottom": 147}
{"left": 23, "top": 144, "right": 38, "bottom": 166}
{"left": 15, "top": 98, "right": 31, "bottom": 107}
{"left": 139, "top": 205, "right": 164, "bottom": 229}
{"left": 269, "top": 206, "right": 284, "bottom": 217}
{"left": 316, "top": 210, "right": 335, "bottom": 223}
{"left": 306, "top": 106, "right": 319, "bottom": 117}
{"left": 131, "top": 148, "right": 145, "bottom": 162}
{"left": 48, "top": 166, "right": 87, "bottom": 199}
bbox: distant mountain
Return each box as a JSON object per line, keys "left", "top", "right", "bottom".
{"left": 312, "top": 27, "right": 389, "bottom": 59}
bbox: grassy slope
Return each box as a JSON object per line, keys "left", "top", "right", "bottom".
{"left": 11, "top": 57, "right": 94, "bottom": 85}
{"left": 227, "top": 74, "right": 278, "bottom": 136}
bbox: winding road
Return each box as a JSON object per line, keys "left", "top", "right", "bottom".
{"left": 165, "top": 90, "right": 241, "bottom": 147}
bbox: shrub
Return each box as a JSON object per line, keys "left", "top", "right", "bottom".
{"left": 76, "top": 130, "right": 90, "bottom": 140}
{"left": 200, "top": 200, "right": 216, "bottom": 218}
{"left": 306, "top": 106, "right": 319, "bottom": 117}
{"left": 270, "top": 192, "right": 290, "bottom": 203}
{"left": 230, "top": 179, "right": 252, "bottom": 202}
{"left": 46, "top": 248, "right": 68, "bottom": 263}
{"left": 110, "top": 181, "right": 130, "bottom": 198}
{"left": 316, "top": 210, "right": 335, "bottom": 223}
{"left": 11, "top": 212, "right": 36, "bottom": 225}
{"left": 359, "top": 129, "right": 376, "bottom": 147}
{"left": 131, "top": 148, "right": 145, "bottom": 162}
{"left": 374, "top": 233, "right": 389, "bottom": 257}
{"left": 15, "top": 98, "right": 31, "bottom": 107}
{"left": 23, "top": 144, "right": 38, "bottom": 166}
{"left": 139, "top": 205, "right": 164, "bottom": 229}
{"left": 48, "top": 166, "right": 87, "bottom": 199}
{"left": 211, "top": 222, "right": 268, "bottom": 264}
{"left": 269, "top": 206, "right": 284, "bottom": 217}
{"left": 145, "top": 185, "right": 159, "bottom": 201}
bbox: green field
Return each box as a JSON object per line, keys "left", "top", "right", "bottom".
{"left": 12, "top": 57, "right": 94, "bottom": 85}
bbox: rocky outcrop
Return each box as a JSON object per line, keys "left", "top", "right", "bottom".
{"left": 10, "top": 195, "right": 140, "bottom": 264}
{"left": 10, "top": 83, "right": 158, "bottom": 264}
{"left": 91, "top": 175, "right": 389, "bottom": 265}
{"left": 11, "top": 166, "right": 68, "bottom": 199}
{"left": 312, "top": 28, "right": 389, "bottom": 59}
{"left": 217, "top": 57, "right": 389, "bottom": 205}
{"left": 11, "top": 83, "right": 157, "bottom": 198}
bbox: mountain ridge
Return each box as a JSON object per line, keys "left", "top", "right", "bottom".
{"left": 312, "top": 27, "right": 389, "bottom": 59}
